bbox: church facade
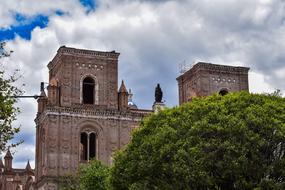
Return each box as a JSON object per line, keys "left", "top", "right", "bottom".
{"left": 0, "top": 46, "right": 249, "bottom": 190}
{"left": 34, "top": 46, "right": 153, "bottom": 190}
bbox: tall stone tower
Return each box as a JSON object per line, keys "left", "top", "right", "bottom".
{"left": 177, "top": 62, "right": 249, "bottom": 105}
{"left": 35, "top": 46, "right": 152, "bottom": 190}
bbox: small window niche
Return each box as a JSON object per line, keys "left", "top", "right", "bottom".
{"left": 82, "top": 77, "right": 95, "bottom": 104}
{"left": 219, "top": 89, "right": 229, "bottom": 96}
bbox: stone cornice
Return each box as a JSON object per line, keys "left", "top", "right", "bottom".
{"left": 35, "top": 106, "right": 153, "bottom": 124}
{"left": 194, "top": 62, "right": 250, "bottom": 73}
{"left": 48, "top": 46, "right": 120, "bottom": 70}
{"left": 177, "top": 62, "right": 250, "bottom": 81}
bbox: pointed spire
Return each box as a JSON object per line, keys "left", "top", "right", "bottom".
{"left": 119, "top": 80, "right": 128, "bottom": 93}
{"left": 4, "top": 149, "right": 13, "bottom": 171}
{"left": 118, "top": 80, "right": 129, "bottom": 111}
{"left": 4, "top": 148, "right": 13, "bottom": 159}
{"left": 40, "top": 90, "right": 47, "bottom": 98}
{"left": 25, "top": 160, "right": 32, "bottom": 171}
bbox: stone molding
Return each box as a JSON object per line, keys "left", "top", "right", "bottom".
{"left": 194, "top": 62, "right": 250, "bottom": 72}
{"left": 36, "top": 106, "right": 152, "bottom": 124}
{"left": 177, "top": 62, "right": 249, "bottom": 81}
{"left": 48, "top": 46, "right": 120, "bottom": 70}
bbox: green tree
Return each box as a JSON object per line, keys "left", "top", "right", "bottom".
{"left": 58, "top": 160, "right": 110, "bottom": 190}
{"left": 0, "top": 41, "right": 22, "bottom": 151}
{"left": 79, "top": 159, "right": 110, "bottom": 190}
{"left": 110, "top": 92, "right": 285, "bottom": 190}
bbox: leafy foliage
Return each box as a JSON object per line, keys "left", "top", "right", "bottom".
{"left": 79, "top": 159, "right": 110, "bottom": 190}
{"left": 0, "top": 41, "right": 22, "bottom": 151}
{"left": 110, "top": 92, "right": 285, "bottom": 190}
{"left": 59, "top": 159, "right": 110, "bottom": 190}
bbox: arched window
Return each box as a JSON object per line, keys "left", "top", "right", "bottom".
{"left": 83, "top": 77, "right": 95, "bottom": 104}
{"left": 80, "top": 132, "right": 97, "bottom": 161}
{"left": 89, "top": 133, "right": 96, "bottom": 159}
{"left": 80, "top": 132, "right": 88, "bottom": 161}
{"left": 219, "top": 89, "right": 229, "bottom": 96}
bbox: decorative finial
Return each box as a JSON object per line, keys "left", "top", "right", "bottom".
{"left": 40, "top": 82, "right": 45, "bottom": 92}
{"left": 155, "top": 83, "right": 163, "bottom": 103}
{"left": 38, "top": 82, "right": 47, "bottom": 99}
{"left": 119, "top": 80, "right": 128, "bottom": 93}
{"left": 25, "top": 160, "right": 32, "bottom": 171}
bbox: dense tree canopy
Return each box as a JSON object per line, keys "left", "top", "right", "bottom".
{"left": 79, "top": 159, "right": 110, "bottom": 190}
{"left": 110, "top": 92, "right": 285, "bottom": 190}
{"left": 59, "top": 159, "right": 110, "bottom": 190}
{"left": 0, "top": 42, "right": 22, "bottom": 151}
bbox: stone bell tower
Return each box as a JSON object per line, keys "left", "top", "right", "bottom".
{"left": 34, "top": 46, "right": 152, "bottom": 190}
{"left": 177, "top": 62, "right": 249, "bottom": 105}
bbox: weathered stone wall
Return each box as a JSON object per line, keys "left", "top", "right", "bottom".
{"left": 35, "top": 107, "right": 145, "bottom": 189}
{"left": 177, "top": 62, "right": 249, "bottom": 104}
{"left": 35, "top": 46, "right": 152, "bottom": 190}
{"left": 47, "top": 46, "right": 119, "bottom": 109}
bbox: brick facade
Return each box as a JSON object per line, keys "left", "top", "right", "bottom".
{"left": 0, "top": 48, "right": 250, "bottom": 190}
{"left": 177, "top": 62, "right": 249, "bottom": 104}
{"left": 34, "top": 46, "right": 152, "bottom": 190}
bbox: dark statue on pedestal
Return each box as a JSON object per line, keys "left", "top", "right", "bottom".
{"left": 155, "top": 84, "right": 163, "bottom": 103}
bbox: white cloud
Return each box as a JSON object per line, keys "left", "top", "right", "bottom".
{"left": 249, "top": 71, "right": 275, "bottom": 94}
{"left": 0, "top": 0, "right": 84, "bottom": 28}
{"left": 0, "top": 143, "right": 35, "bottom": 168}
{"left": 2, "top": 0, "right": 285, "bottom": 169}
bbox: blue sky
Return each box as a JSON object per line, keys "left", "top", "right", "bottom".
{"left": 0, "top": 0, "right": 285, "bottom": 169}
{"left": 0, "top": 0, "right": 98, "bottom": 167}
{"left": 79, "top": 0, "right": 97, "bottom": 12}
{"left": 0, "top": 14, "right": 49, "bottom": 41}
{"left": 0, "top": 0, "right": 96, "bottom": 41}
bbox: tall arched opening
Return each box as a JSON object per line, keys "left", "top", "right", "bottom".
{"left": 82, "top": 77, "right": 95, "bottom": 104}
{"left": 80, "top": 131, "right": 97, "bottom": 161}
